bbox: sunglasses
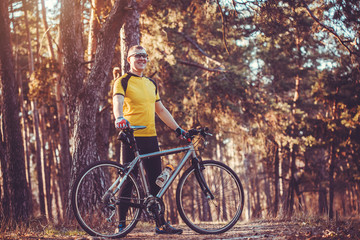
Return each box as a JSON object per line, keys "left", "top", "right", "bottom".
{"left": 129, "top": 53, "right": 148, "bottom": 59}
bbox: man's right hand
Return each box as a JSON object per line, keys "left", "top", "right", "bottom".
{"left": 175, "top": 127, "right": 187, "bottom": 140}
{"left": 115, "top": 117, "right": 130, "bottom": 130}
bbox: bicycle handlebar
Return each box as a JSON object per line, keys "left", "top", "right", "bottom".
{"left": 117, "top": 126, "right": 212, "bottom": 145}
{"left": 186, "top": 127, "right": 213, "bottom": 140}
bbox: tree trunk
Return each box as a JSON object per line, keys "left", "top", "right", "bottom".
{"left": 328, "top": 96, "right": 338, "bottom": 219}
{"left": 55, "top": 78, "right": 72, "bottom": 215}
{"left": 19, "top": 74, "right": 32, "bottom": 194}
{"left": 253, "top": 174, "right": 261, "bottom": 218}
{"left": 88, "top": 0, "right": 112, "bottom": 164}
{"left": 273, "top": 144, "right": 279, "bottom": 217}
{"left": 263, "top": 157, "right": 272, "bottom": 215}
{"left": 97, "top": 108, "right": 111, "bottom": 161}
{"left": 220, "top": 167, "right": 227, "bottom": 220}
{"left": 120, "top": 0, "right": 140, "bottom": 74}
{"left": 32, "top": 102, "right": 46, "bottom": 216}
{"left": 22, "top": 0, "right": 47, "bottom": 218}
{"left": 329, "top": 142, "right": 335, "bottom": 219}
{"left": 53, "top": 140, "right": 64, "bottom": 222}
{"left": 280, "top": 145, "right": 290, "bottom": 214}
{"left": 61, "top": 0, "right": 154, "bottom": 220}
{"left": 286, "top": 28, "right": 302, "bottom": 216}
{"left": 39, "top": 109, "right": 53, "bottom": 221}
{"left": 23, "top": 119, "right": 33, "bottom": 201}
{"left": 60, "top": 0, "right": 86, "bottom": 221}
{"left": 12, "top": 9, "right": 32, "bottom": 197}
{"left": 42, "top": 0, "right": 71, "bottom": 218}
{"left": 60, "top": 0, "right": 85, "bottom": 131}
{"left": 166, "top": 189, "right": 176, "bottom": 223}
{"left": 0, "top": 0, "right": 31, "bottom": 226}
{"left": 0, "top": 118, "right": 10, "bottom": 224}
{"left": 243, "top": 152, "right": 251, "bottom": 220}
{"left": 287, "top": 144, "right": 296, "bottom": 215}
{"left": 356, "top": 184, "right": 360, "bottom": 215}
{"left": 87, "top": 0, "right": 104, "bottom": 65}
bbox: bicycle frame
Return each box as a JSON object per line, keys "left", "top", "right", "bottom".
{"left": 104, "top": 127, "right": 215, "bottom": 214}
{"left": 118, "top": 143, "right": 195, "bottom": 199}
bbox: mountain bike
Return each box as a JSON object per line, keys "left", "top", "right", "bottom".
{"left": 72, "top": 126, "right": 244, "bottom": 238}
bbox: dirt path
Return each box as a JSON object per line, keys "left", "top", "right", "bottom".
{"left": 109, "top": 220, "right": 315, "bottom": 240}
{"left": 2, "top": 219, "right": 358, "bottom": 239}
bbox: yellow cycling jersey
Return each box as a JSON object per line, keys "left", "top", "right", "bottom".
{"left": 113, "top": 73, "right": 160, "bottom": 137}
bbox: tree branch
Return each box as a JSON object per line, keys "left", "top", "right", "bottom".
{"left": 178, "top": 59, "right": 226, "bottom": 72}
{"left": 300, "top": 0, "right": 355, "bottom": 56}
{"left": 231, "top": 0, "right": 240, "bottom": 15}
{"left": 216, "top": 0, "right": 230, "bottom": 55}
{"left": 176, "top": 31, "right": 225, "bottom": 68}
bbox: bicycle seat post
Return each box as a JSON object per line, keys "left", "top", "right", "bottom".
{"left": 123, "top": 128, "right": 140, "bottom": 155}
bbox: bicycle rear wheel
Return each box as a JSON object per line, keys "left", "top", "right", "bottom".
{"left": 72, "top": 161, "right": 142, "bottom": 238}
{"left": 176, "top": 160, "right": 244, "bottom": 234}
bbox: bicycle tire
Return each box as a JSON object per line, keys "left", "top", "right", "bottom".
{"left": 176, "top": 160, "right": 244, "bottom": 234}
{"left": 72, "top": 161, "right": 142, "bottom": 238}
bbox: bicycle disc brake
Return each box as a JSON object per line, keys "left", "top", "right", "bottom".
{"left": 144, "top": 197, "right": 165, "bottom": 220}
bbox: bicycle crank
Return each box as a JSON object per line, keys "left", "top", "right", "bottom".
{"left": 144, "top": 197, "right": 165, "bottom": 220}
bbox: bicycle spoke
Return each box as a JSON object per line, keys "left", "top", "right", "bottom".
{"left": 72, "top": 161, "right": 142, "bottom": 238}
{"left": 177, "top": 160, "right": 244, "bottom": 234}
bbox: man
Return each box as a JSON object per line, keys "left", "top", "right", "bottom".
{"left": 112, "top": 45, "right": 186, "bottom": 234}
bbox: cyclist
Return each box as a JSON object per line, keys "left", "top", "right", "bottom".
{"left": 112, "top": 45, "right": 186, "bottom": 234}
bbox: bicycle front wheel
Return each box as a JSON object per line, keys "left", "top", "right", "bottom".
{"left": 176, "top": 160, "right": 244, "bottom": 234}
{"left": 72, "top": 161, "right": 142, "bottom": 238}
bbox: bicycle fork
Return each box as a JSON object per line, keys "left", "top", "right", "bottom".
{"left": 192, "top": 158, "right": 215, "bottom": 200}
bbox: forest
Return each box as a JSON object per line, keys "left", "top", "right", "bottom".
{"left": 0, "top": 0, "right": 359, "bottom": 236}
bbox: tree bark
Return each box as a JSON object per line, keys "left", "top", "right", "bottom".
{"left": 32, "top": 102, "right": 46, "bottom": 216}
{"left": 0, "top": 117, "right": 10, "bottom": 224}
{"left": 60, "top": 0, "right": 85, "bottom": 131}
{"left": 328, "top": 94, "right": 338, "bottom": 219}
{"left": 12, "top": 2, "right": 32, "bottom": 207}
{"left": 62, "top": 0, "right": 154, "bottom": 220}
{"left": 120, "top": 0, "right": 140, "bottom": 74}
{"left": 273, "top": 144, "right": 279, "bottom": 217}
{"left": 87, "top": 0, "right": 103, "bottom": 66}
{"left": 45, "top": 133, "right": 54, "bottom": 220}
{"left": 39, "top": 109, "right": 53, "bottom": 220}
{"left": 0, "top": 0, "right": 31, "bottom": 226}
{"left": 329, "top": 143, "right": 335, "bottom": 219}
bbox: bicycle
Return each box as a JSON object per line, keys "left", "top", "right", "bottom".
{"left": 72, "top": 126, "right": 244, "bottom": 238}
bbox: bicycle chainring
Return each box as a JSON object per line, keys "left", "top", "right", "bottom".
{"left": 144, "top": 196, "right": 165, "bottom": 220}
